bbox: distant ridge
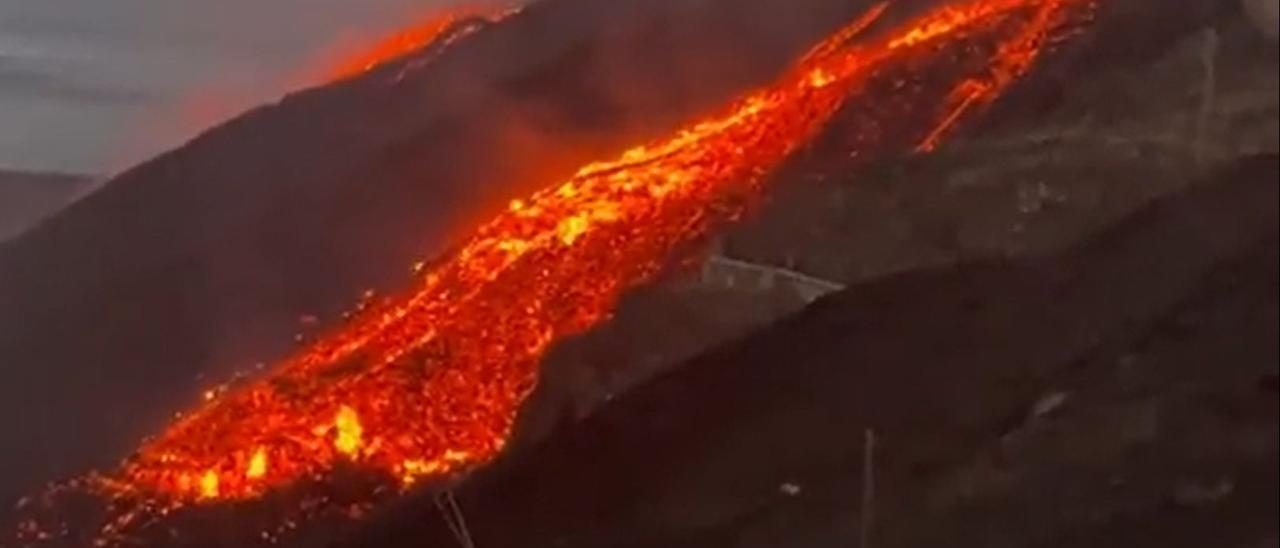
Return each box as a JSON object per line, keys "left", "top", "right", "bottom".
{"left": 0, "top": 169, "right": 96, "bottom": 242}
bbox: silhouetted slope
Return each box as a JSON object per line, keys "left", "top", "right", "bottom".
{"left": 0, "top": 170, "right": 93, "bottom": 242}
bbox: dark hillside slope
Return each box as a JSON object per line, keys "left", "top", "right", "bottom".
{"left": 0, "top": 170, "right": 94, "bottom": 242}
{"left": 345, "top": 155, "right": 1276, "bottom": 547}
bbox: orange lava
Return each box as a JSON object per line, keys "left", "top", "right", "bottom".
{"left": 111, "top": 0, "right": 1092, "bottom": 504}
{"left": 12, "top": 0, "right": 1095, "bottom": 544}
{"left": 323, "top": 4, "right": 515, "bottom": 82}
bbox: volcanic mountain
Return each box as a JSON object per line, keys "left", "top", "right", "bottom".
{"left": 0, "top": 0, "right": 1275, "bottom": 546}
{"left": 0, "top": 0, "right": 892, "bottom": 502}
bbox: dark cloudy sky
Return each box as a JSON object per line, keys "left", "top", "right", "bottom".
{"left": 1, "top": 0, "right": 462, "bottom": 174}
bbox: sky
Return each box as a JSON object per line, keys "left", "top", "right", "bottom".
{"left": 0, "top": 0, "right": 461, "bottom": 175}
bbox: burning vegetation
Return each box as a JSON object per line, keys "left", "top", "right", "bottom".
{"left": 10, "top": 0, "right": 1095, "bottom": 545}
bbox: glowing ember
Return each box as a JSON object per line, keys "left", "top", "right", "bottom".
{"left": 332, "top": 405, "right": 365, "bottom": 457}
{"left": 246, "top": 448, "right": 268, "bottom": 480}
{"left": 198, "top": 471, "right": 219, "bottom": 500}
{"left": 11, "top": 0, "right": 1095, "bottom": 544}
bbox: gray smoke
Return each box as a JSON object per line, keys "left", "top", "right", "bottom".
{"left": 0, "top": 0, "right": 474, "bottom": 173}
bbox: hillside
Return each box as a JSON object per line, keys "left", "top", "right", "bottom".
{"left": 0, "top": 170, "right": 94, "bottom": 242}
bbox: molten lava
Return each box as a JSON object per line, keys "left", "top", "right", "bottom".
{"left": 12, "top": 0, "right": 1095, "bottom": 544}
{"left": 323, "top": 4, "right": 515, "bottom": 82}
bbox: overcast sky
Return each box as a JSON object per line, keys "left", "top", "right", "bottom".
{"left": 1, "top": 0, "right": 463, "bottom": 175}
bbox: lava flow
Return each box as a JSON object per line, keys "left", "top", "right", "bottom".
{"left": 12, "top": 0, "right": 1094, "bottom": 544}
{"left": 323, "top": 3, "right": 517, "bottom": 82}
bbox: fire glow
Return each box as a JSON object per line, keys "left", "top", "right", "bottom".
{"left": 13, "top": 0, "right": 1095, "bottom": 544}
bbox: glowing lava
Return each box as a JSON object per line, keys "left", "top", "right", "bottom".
{"left": 11, "top": 0, "right": 1095, "bottom": 545}
{"left": 323, "top": 4, "right": 516, "bottom": 81}
{"left": 108, "top": 0, "right": 1092, "bottom": 504}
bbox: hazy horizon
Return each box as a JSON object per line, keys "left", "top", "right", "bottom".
{"left": 1, "top": 0, "right": 466, "bottom": 175}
